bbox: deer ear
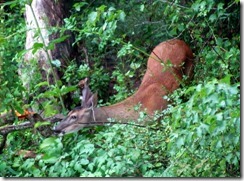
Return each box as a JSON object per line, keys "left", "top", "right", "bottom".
{"left": 87, "top": 93, "right": 98, "bottom": 108}
{"left": 81, "top": 81, "right": 93, "bottom": 107}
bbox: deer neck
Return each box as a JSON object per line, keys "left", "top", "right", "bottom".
{"left": 93, "top": 96, "right": 140, "bottom": 124}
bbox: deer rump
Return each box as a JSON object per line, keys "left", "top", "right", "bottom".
{"left": 54, "top": 39, "right": 194, "bottom": 135}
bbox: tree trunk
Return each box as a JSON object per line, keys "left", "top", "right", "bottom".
{"left": 21, "top": 0, "right": 74, "bottom": 111}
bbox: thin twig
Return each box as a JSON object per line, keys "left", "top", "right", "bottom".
{"left": 85, "top": 121, "right": 160, "bottom": 131}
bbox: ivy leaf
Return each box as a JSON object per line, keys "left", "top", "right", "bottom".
{"left": 74, "top": 162, "right": 82, "bottom": 172}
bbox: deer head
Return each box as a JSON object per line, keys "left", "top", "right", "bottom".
{"left": 53, "top": 81, "right": 98, "bottom": 135}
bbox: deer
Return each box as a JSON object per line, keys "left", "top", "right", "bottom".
{"left": 53, "top": 39, "right": 194, "bottom": 135}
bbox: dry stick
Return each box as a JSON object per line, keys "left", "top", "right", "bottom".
{"left": 79, "top": 121, "right": 160, "bottom": 131}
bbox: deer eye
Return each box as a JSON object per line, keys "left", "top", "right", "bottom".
{"left": 71, "top": 115, "right": 77, "bottom": 119}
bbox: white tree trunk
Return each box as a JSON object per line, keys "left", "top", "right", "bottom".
{"left": 21, "top": 0, "right": 74, "bottom": 111}
{"left": 22, "top": 0, "right": 73, "bottom": 88}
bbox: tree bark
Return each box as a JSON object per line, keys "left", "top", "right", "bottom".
{"left": 20, "top": 0, "right": 74, "bottom": 111}
{"left": 22, "top": 0, "right": 73, "bottom": 90}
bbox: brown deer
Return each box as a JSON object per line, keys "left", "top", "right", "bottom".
{"left": 54, "top": 39, "right": 194, "bottom": 135}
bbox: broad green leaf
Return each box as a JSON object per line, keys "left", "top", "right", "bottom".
{"left": 140, "top": 4, "right": 145, "bottom": 12}
{"left": 60, "top": 85, "right": 77, "bottom": 95}
{"left": 35, "top": 81, "right": 49, "bottom": 88}
{"left": 51, "top": 59, "right": 61, "bottom": 68}
{"left": 32, "top": 42, "right": 44, "bottom": 54}
{"left": 216, "top": 140, "right": 222, "bottom": 148}
{"left": 40, "top": 137, "right": 58, "bottom": 150}
{"left": 118, "top": 11, "right": 126, "bottom": 21}
{"left": 219, "top": 74, "right": 232, "bottom": 84}
{"left": 176, "top": 137, "right": 184, "bottom": 148}
{"left": 49, "top": 35, "right": 69, "bottom": 45}
{"left": 80, "top": 159, "right": 89, "bottom": 165}
{"left": 74, "top": 162, "right": 82, "bottom": 172}
{"left": 88, "top": 11, "right": 98, "bottom": 22}
{"left": 34, "top": 121, "right": 51, "bottom": 129}
{"left": 42, "top": 154, "right": 59, "bottom": 164}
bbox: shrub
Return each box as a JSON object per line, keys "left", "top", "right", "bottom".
{"left": 163, "top": 76, "right": 240, "bottom": 177}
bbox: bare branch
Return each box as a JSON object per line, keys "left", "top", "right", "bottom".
{"left": 0, "top": 122, "right": 33, "bottom": 135}
{"left": 0, "top": 113, "right": 64, "bottom": 135}
{"left": 0, "top": 113, "right": 64, "bottom": 153}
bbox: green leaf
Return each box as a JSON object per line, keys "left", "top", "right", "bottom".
{"left": 80, "top": 159, "right": 89, "bottom": 165}
{"left": 0, "top": 162, "right": 7, "bottom": 172}
{"left": 140, "top": 4, "right": 145, "bottom": 12}
{"left": 216, "top": 140, "right": 222, "bottom": 148}
{"left": 130, "top": 149, "right": 140, "bottom": 162}
{"left": 118, "top": 11, "right": 126, "bottom": 21}
{"left": 40, "top": 137, "right": 58, "bottom": 150}
{"left": 176, "top": 137, "right": 184, "bottom": 148}
{"left": 225, "top": 153, "right": 232, "bottom": 163}
{"left": 60, "top": 85, "right": 77, "bottom": 95}
{"left": 35, "top": 81, "right": 49, "bottom": 88}
{"left": 88, "top": 11, "right": 98, "bottom": 23}
{"left": 219, "top": 74, "right": 232, "bottom": 84}
{"left": 42, "top": 154, "right": 59, "bottom": 164}
{"left": 74, "top": 162, "right": 82, "bottom": 172}
{"left": 32, "top": 42, "right": 44, "bottom": 54}
{"left": 74, "top": 2, "right": 88, "bottom": 12}
{"left": 14, "top": 103, "right": 24, "bottom": 115}
{"left": 34, "top": 121, "right": 51, "bottom": 129}
{"left": 51, "top": 59, "right": 61, "bottom": 68}
{"left": 209, "top": 14, "right": 217, "bottom": 22}
{"left": 48, "top": 35, "right": 70, "bottom": 50}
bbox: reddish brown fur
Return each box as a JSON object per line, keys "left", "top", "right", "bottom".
{"left": 102, "top": 39, "right": 193, "bottom": 117}
{"left": 54, "top": 39, "right": 194, "bottom": 134}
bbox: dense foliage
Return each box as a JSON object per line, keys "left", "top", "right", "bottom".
{"left": 0, "top": 0, "right": 240, "bottom": 177}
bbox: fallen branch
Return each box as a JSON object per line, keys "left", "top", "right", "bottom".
{"left": 0, "top": 113, "right": 64, "bottom": 135}
{"left": 0, "top": 121, "right": 34, "bottom": 135}
{"left": 0, "top": 113, "right": 64, "bottom": 153}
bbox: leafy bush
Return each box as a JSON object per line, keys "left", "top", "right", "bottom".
{"left": 0, "top": 0, "right": 240, "bottom": 178}
{"left": 0, "top": 2, "right": 26, "bottom": 113}
{"left": 0, "top": 122, "right": 169, "bottom": 177}
{"left": 163, "top": 76, "right": 240, "bottom": 177}
{"left": 1, "top": 75, "right": 239, "bottom": 177}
